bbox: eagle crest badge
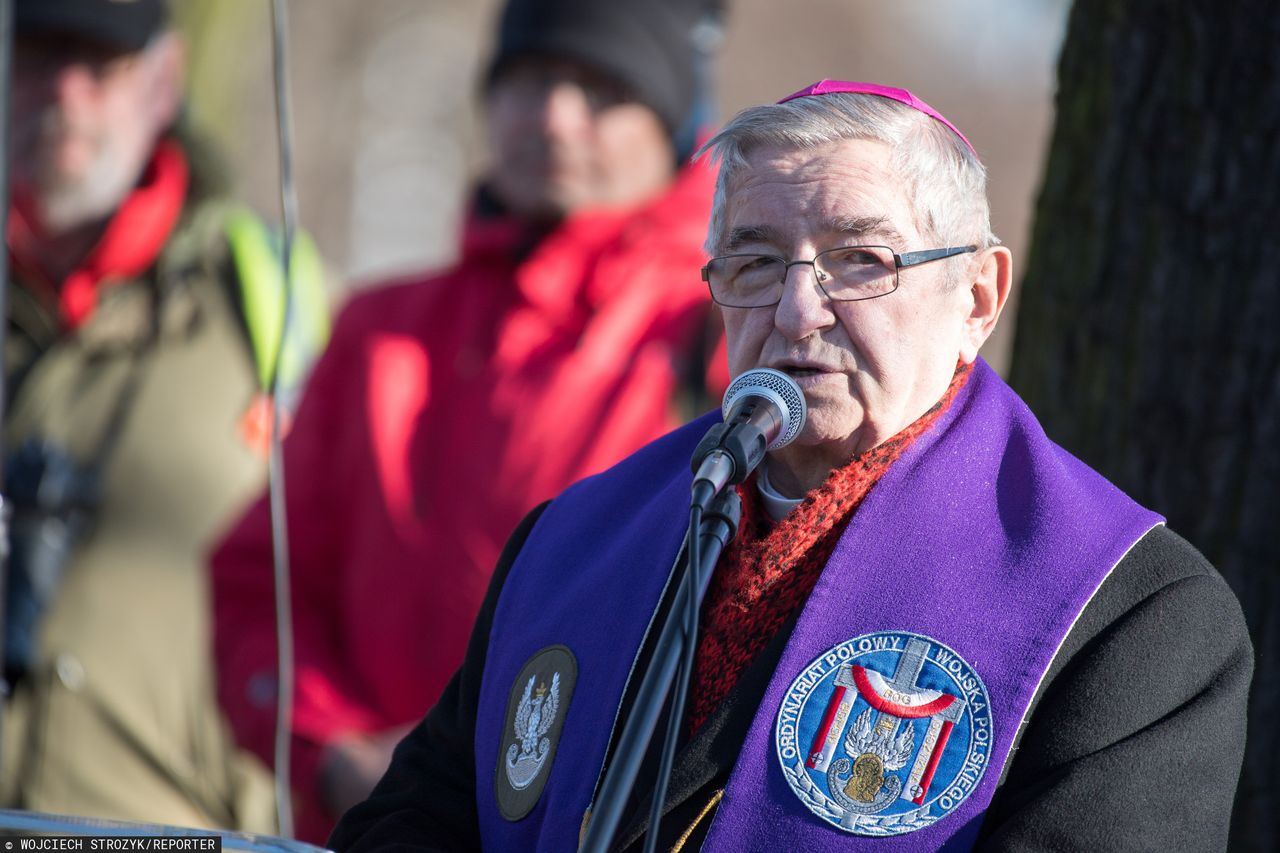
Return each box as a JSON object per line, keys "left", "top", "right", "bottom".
{"left": 495, "top": 645, "right": 577, "bottom": 821}
{"left": 775, "top": 632, "right": 993, "bottom": 836}
{"left": 505, "top": 671, "right": 561, "bottom": 789}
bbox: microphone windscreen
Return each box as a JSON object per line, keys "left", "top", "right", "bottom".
{"left": 721, "top": 368, "right": 807, "bottom": 450}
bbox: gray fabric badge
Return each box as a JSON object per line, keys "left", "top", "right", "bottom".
{"left": 496, "top": 644, "right": 578, "bottom": 821}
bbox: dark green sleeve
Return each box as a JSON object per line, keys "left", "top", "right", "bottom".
{"left": 977, "top": 525, "right": 1253, "bottom": 851}
{"left": 327, "top": 503, "right": 549, "bottom": 853}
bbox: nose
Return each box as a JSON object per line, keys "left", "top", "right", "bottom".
{"left": 51, "top": 63, "right": 98, "bottom": 112}
{"left": 773, "top": 261, "right": 836, "bottom": 341}
{"left": 539, "top": 80, "right": 593, "bottom": 140}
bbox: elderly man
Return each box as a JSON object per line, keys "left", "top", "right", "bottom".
{"left": 328, "top": 82, "right": 1251, "bottom": 851}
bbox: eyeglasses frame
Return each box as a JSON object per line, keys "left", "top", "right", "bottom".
{"left": 700, "top": 244, "right": 979, "bottom": 308}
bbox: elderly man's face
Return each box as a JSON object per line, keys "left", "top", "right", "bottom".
{"left": 485, "top": 58, "right": 675, "bottom": 222}
{"left": 720, "top": 139, "right": 976, "bottom": 479}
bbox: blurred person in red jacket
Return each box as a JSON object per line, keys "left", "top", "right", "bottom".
{"left": 210, "top": 0, "right": 723, "bottom": 840}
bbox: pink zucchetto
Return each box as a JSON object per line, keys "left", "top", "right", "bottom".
{"left": 778, "top": 80, "right": 978, "bottom": 159}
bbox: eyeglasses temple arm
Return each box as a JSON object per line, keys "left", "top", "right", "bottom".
{"left": 896, "top": 245, "right": 978, "bottom": 269}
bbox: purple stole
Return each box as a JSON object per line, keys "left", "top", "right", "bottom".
{"left": 474, "top": 360, "right": 1161, "bottom": 851}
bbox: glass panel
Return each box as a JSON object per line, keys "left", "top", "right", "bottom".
{"left": 708, "top": 255, "right": 785, "bottom": 306}
{"left": 816, "top": 246, "right": 897, "bottom": 299}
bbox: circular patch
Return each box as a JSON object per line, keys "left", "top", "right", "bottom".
{"left": 775, "top": 631, "right": 993, "bottom": 836}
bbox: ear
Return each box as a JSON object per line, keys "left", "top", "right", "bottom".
{"left": 958, "top": 245, "right": 1012, "bottom": 364}
{"left": 143, "top": 33, "right": 185, "bottom": 135}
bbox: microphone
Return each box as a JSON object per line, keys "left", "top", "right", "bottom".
{"left": 690, "top": 368, "right": 806, "bottom": 509}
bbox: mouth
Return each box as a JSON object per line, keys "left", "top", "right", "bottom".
{"left": 773, "top": 362, "right": 837, "bottom": 379}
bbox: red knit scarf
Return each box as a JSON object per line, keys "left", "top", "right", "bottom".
{"left": 687, "top": 363, "right": 973, "bottom": 734}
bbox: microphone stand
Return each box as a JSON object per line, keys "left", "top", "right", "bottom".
{"left": 580, "top": 486, "right": 741, "bottom": 853}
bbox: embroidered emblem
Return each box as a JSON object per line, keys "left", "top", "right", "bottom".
{"left": 775, "top": 632, "right": 992, "bottom": 836}
{"left": 496, "top": 645, "right": 577, "bottom": 821}
{"left": 505, "top": 672, "right": 561, "bottom": 789}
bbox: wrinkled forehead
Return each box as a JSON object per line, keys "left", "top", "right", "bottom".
{"left": 721, "top": 139, "right": 920, "bottom": 247}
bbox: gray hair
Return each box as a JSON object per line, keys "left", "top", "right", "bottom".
{"left": 697, "top": 93, "right": 999, "bottom": 258}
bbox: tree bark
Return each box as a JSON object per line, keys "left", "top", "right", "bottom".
{"left": 1010, "top": 1, "right": 1279, "bottom": 848}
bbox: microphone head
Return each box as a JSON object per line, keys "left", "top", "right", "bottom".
{"left": 721, "top": 368, "right": 807, "bottom": 450}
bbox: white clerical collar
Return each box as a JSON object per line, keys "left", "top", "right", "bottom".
{"left": 756, "top": 462, "right": 804, "bottom": 522}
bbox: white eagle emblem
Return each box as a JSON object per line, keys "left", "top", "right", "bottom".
{"left": 504, "top": 671, "right": 561, "bottom": 790}
{"left": 822, "top": 707, "right": 917, "bottom": 814}
{"left": 845, "top": 707, "right": 917, "bottom": 770}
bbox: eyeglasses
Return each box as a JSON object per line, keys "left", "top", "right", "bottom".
{"left": 700, "top": 244, "right": 978, "bottom": 308}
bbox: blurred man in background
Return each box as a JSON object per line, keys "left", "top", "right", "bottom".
{"left": 211, "top": 0, "right": 722, "bottom": 840}
{"left": 2, "top": 0, "right": 326, "bottom": 832}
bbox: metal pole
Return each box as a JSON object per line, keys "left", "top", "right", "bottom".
{"left": 268, "top": 0, "right": 298, "bottom": 838}
{"left": 0, "top": 0, "right": 17, "bottom": 759}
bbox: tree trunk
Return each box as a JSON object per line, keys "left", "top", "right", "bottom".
{"left": 1009, "top": 2, "right": 1279, "bottom": 848}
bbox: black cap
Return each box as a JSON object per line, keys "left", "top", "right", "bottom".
{"left": 16, "top": 0, "right": 168, "bottom": 53}
{"left": 488, "top": 0, "right": 707, "bottom": 135}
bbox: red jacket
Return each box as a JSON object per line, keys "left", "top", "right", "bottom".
{"left": 209, "top": 161, "right": 713, "bottom": 839}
